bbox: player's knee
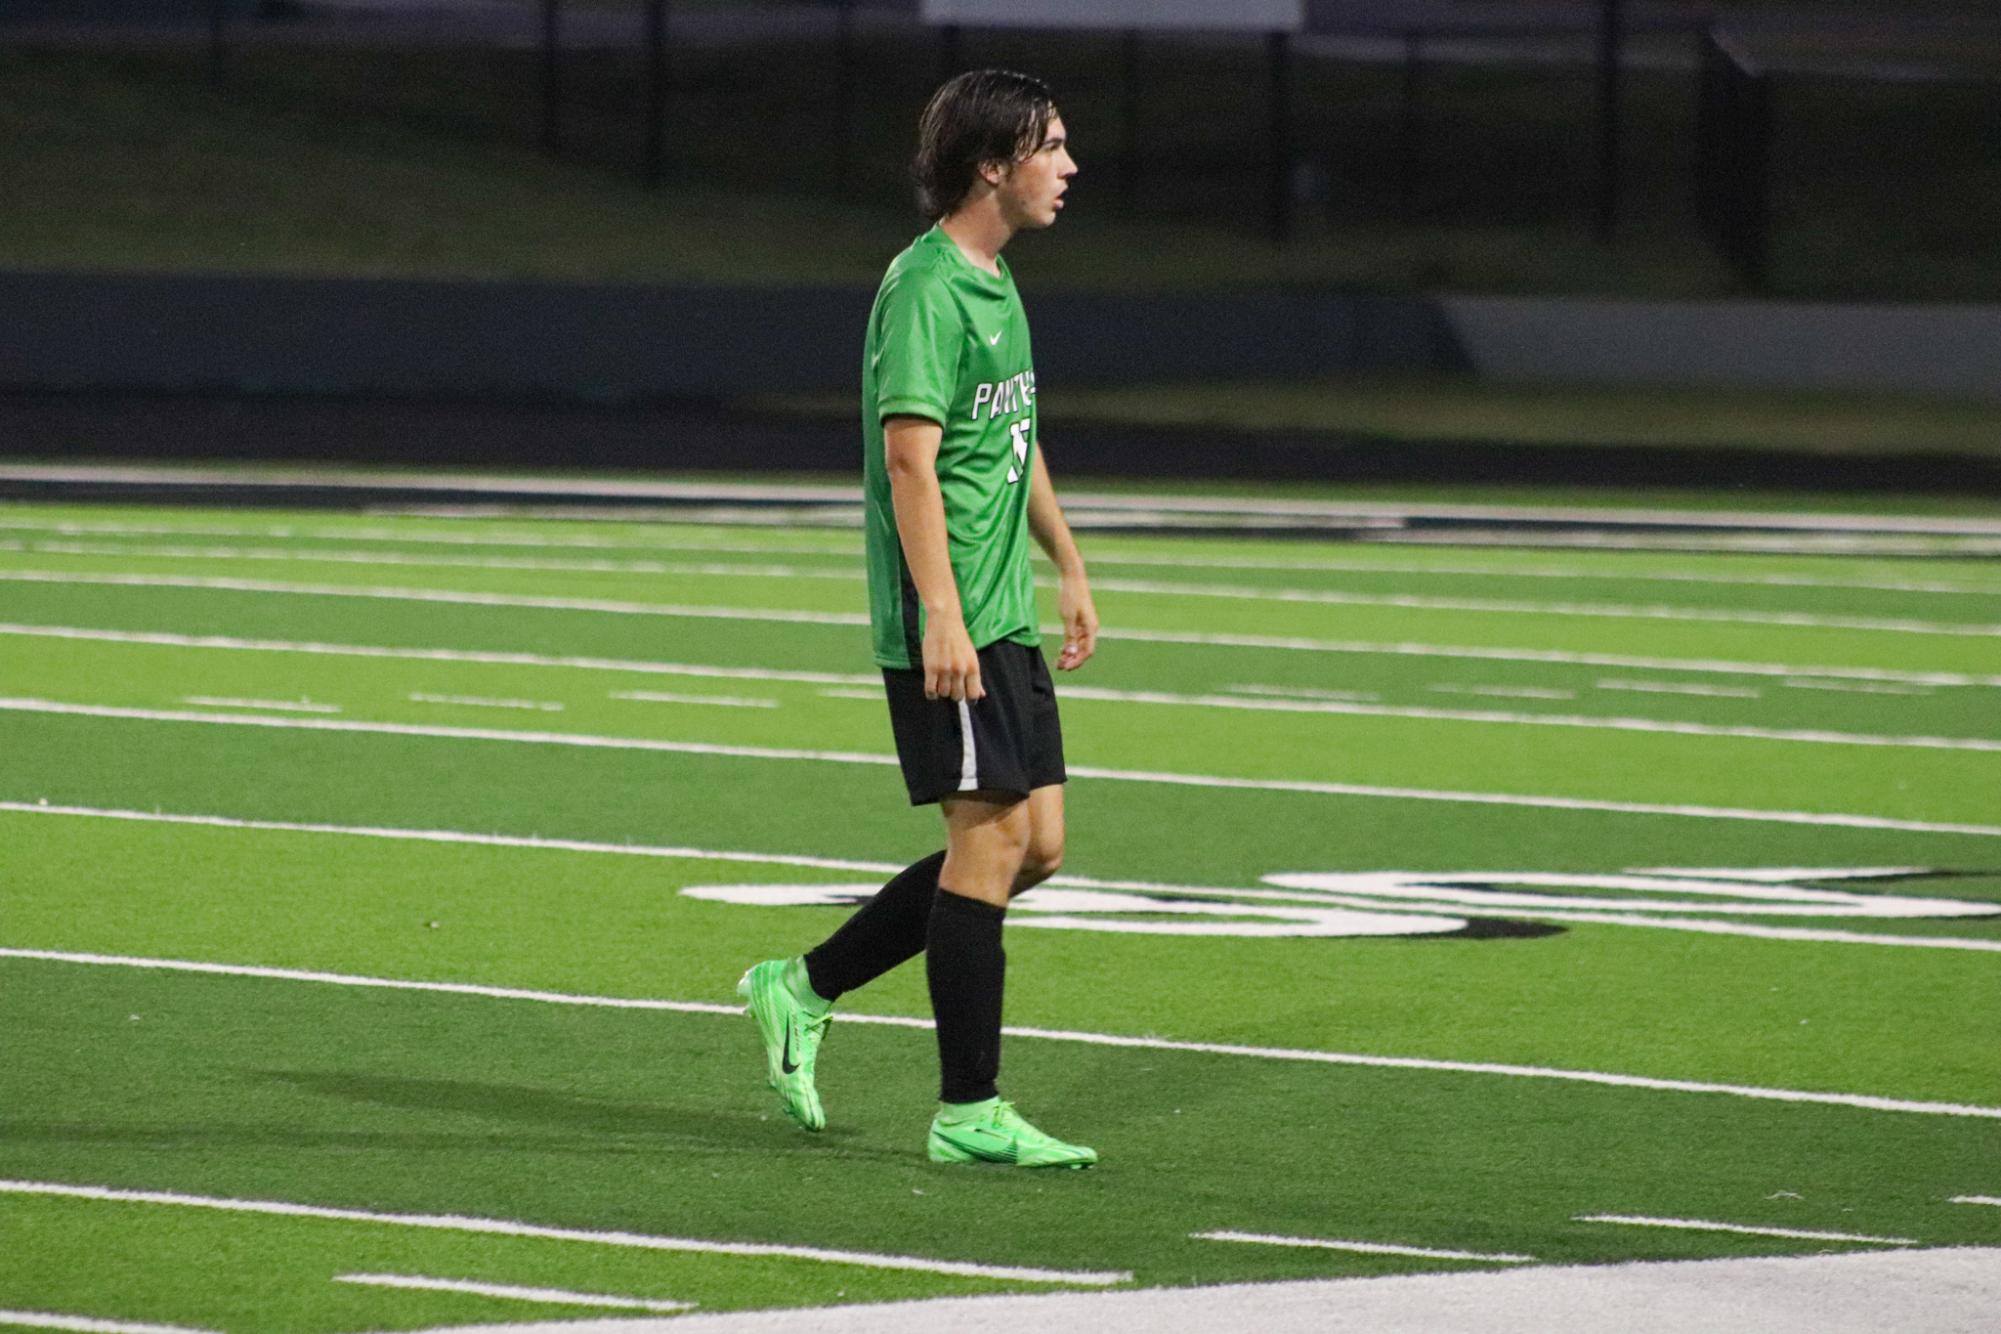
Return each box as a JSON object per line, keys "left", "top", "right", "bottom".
{"left": 950, "top": 799, "right": 1031, "bottom": 885}
{"left": 1015, "top": 833, "right": 1064, "bottom": 891}
{"left": 994, "top": 806, "right": 1033, "bottom": 859}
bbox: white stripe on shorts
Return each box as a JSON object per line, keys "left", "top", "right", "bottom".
{"left": 956, "top": 698, "right": 978, "bottom": 791}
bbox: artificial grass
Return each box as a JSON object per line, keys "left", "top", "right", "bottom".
{"left": 15, "top": 526, "right": 2001, "bottom": 637}
{"left": 6, "top": 501, "right": 2000, "bottom": 1327}
{"left": 6, "top": 949, "right": 1998, "bottom": 1331}
{"left": 2, "top": 512, "right": 1995, "bottom": 1036}
{"left": 7, "top": 527, "right": 1997, "bottom": 670}
{"left": 6, "top": 802, "right": 1998, "bottom": 1101}
{"left": 4, "top": 635, "right": 1997, "bottom": 832}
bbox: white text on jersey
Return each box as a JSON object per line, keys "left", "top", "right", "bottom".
{"left": 972, "top": 371, "right": 1036, "bottom": 421}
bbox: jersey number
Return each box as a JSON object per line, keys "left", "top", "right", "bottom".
{"left": 1006, "top": 419, "right": 1031, "bottom": 485}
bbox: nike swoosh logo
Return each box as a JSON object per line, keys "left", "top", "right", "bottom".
{"left": 781, "top": 1029, "right": 799, "bottom": 1074}
{"left": 953, "top": 1126, "right": 1019, "bottom": 1160}
{"left": 988, "top": 330, "right": 1003, "bottom": 345}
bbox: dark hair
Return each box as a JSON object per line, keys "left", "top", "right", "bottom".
{"left": 911, "top": 69, "right": 1056, "bottom": 221}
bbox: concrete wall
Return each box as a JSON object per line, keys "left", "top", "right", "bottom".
{"left": 1443, "top": 297, "right": 2001, "bottom": 403}
{"left": 2, "top": 271, "right": 1994, "bottom": 403}
{"left": 0, "top": 274, "right": 871, "bottom": 400}
{"left": 0, "top": 272, "right": 1466, "bottom": 400}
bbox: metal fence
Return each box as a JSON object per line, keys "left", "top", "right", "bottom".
{"left": 20, "top": 2, "right": 1997, "bottom": 296}
{"left": 1694, "top": 28, "right": 1772, "bottom": 291}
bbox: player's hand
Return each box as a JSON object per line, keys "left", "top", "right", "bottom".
{"left": 923, "top": 615, "right": 984, "bottom": 701}
{"left": 1056, "top": 573, "right": 1098, "bottom": 671}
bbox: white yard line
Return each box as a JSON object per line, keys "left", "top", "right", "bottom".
{"left": 0, "top": 624, "right": 879, "bottom": 685}
{"left": 1428, "top": 684, "right": 1578, "bottom": 701}
{"left": 0, "top": 802, "right": 907, "bottom": 875}
{"left": 30, "top": 535, "right": 2001, "bottom": 610}
{"left": 7, "top": 699, "right": 2000, "bottom": 837}
{"left": 1950, "top": 1195, "right": 2001, "bottom": 1208}
{"left": 1045, "top": 686, "right": 2001, "bottom": 754}
{"left": 10, "top": 466, "right": 2001, "bottom": 535}
{"left": 1597, "top": 679, "right": 1763, "bottom": 700}
{"left": 3, "top": 568, "right": 2000, "bottom": 644}
{"left": 333, "top": 1274, "right": 692, "bottom": 1312}
{"left": 367, "top": 503, "right": 866, "bottom": 529}
{"left": 1192, "top": 1231, "right": 1535, "bottom": 1264}
{"left": 1085, "top": 575, "right": 2001, "bottom": 638}
{"left": 0, "top": 1313, "right": 222, "bottom": 1334}
{"left": 1249, "top": 867, "right": 1998, "bottom": 926}
{"left": 178, "top": 696, "right": 340, "bottom": 715}
{"left": 1088, "top": 576, "right": 2000, "bottom": 636}
{"left": 295, "top": 529, "right": 857, "bottom": 557}
{"left": 1423, "top": 913, "right": 2001, "bottom": 953}
{"left": 409, "top": 693, "right": 564, "bottom": 713}
{"left": 1574, "top": 1215, "right": 1916, "bottom": 1246}
{"left": 1639, "top": 867, "right": 1925, "bottom": 883}
{"left": 19, "top": 552, "right": 2000, "bottom": 640}
{"left": 0, "top": 1181, "right": 1127, "bottom": 1286}
{"left": 1782, "top": 678, "right": 1935, "bottom": 697}
{"left": 0, "top": 517, "right": 858, "bottom": 558}
{"left": 1225, "top": 683, "right": 1380, "bottom": 702}
{"left": 824, "top": 682, "right": 1998, "bottom": 752}
{"left": 3, "top": 941, "right": 1997, "bottom": 1121}
{"left": 1095, "top": 554, "right": 2001, "bottom": 599}
{"left": 611, "top": 690, "right": 779, "bottom": 709}
{"left": 1069, "top": 495, "right": 2001, "bottom": 537}
{"left": 1373, "top": 529, "right": 2001, "bottom": 557}
{"left": 0, "top": 570, "right": 871, "bottom": 627}
{"left": 26, "top": 540, "right": 854, "bottom": 583}
{"left": 1260, "top": 868, "right": 1970, "bottom": 916}
{"left": 12, "top": 517, "right": 2001, "bottom": 596}
{"left": 1103, "top": 626, "right": 2001, "bottom": 689}
{"left": 130, "top": 521, "right": 2001, "bottom": 574}
{"left": 11, "top": 489, "right": 2001, "bottom": 557}
{"left": 1248, "top": 887, "right": 1999, "bottom": 938}
{"left": 15, "top": 614, "right": 1989, "bottom": 749}
{"left": 6, "top": 614, "right": 1999, "bottom": 692}
{"left": 8, "top": 802, "right": 1999, "bottom": 950}
{"left": 0, "top": 467, "right": 861, "bottom": 504}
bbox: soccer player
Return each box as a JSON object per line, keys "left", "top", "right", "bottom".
{"left": 739, "top": 69, "right": 1098, "bottom": 1169}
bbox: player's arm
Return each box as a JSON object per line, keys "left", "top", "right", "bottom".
{"left": 1027, "top": 440, "right": 1098, "bottom": 671}
{"left": 885, "top": 414, "right": 983, "bottom": 702}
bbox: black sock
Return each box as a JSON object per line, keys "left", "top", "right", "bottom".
{"left": 926, "top": 887, "right": 1006, "bottom": 1106}
{"left": 801, "top": 850, "right": 945, "bottom": 1002}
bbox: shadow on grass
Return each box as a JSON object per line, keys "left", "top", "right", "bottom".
{"left": 0, "top": 1117, "right": 659, "bottom": 1156}
{"left": 0, "top": 1087, "right": 870, "bottom": 1159}
{"left": 254, "top": 1068, "right": 855, "bottom": 1149}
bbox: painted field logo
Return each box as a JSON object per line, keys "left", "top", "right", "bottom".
{"left": 680, "top": 867, "right": 1997, "bottom": 940}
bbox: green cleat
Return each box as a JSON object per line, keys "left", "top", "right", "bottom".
{"left": 737, "top": 959, "right": 831, "bottom": 1132}
{"left": 926, "top": 1097, "right": 1098, "bottom": 1169}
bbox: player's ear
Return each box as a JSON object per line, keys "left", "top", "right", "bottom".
{"left": 977, "top": 157, "right": 1011, "bottom": 187}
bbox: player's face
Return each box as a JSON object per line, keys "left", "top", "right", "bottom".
{"left": 998, "top": 114, "right": 1076, "bottom": 230}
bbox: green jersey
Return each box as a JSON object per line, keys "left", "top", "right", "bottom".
{"left": 862, "top": 225, "right": 1040, "bottom": 670}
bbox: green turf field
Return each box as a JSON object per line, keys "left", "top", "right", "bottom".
{"left": 3, "top": 491, "right": 1999, "bottom": 1330}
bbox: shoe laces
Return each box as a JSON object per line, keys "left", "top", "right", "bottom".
{"left": 990, "top": 1100, "right": 1031, "bottom": 1133}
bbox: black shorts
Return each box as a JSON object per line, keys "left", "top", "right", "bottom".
{"left": 882, "top": 640, "right": 1067, "bottom": 806}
